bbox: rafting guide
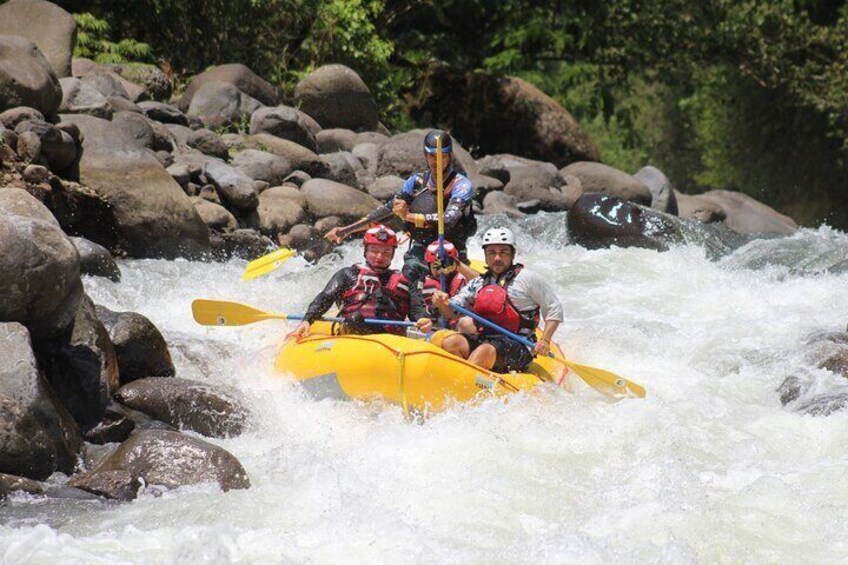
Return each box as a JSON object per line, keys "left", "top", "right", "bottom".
{"left": 293, "top": 225, "right": 432, "bottom": 337}
{"left": 323, "top": 130, "right": 477, "bottom": 288}
{"left": 431, "top": 227, "right": 564, "bottom": 373}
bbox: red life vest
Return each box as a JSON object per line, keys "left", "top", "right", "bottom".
{"left": 340, "top": 264, "right": 410, "bottom": 334}
{"left": 421, "top": 272, "right": 467, "bottom": 310}
{"left": 472, "top": 264, "right": 539, "bottom": 337}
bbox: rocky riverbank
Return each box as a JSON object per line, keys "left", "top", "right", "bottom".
{"left": 2, "top": 0, "right": 843, "bottom": 503}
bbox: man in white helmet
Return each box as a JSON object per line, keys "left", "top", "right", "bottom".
{"left": 431, "top": 227, "right": 563, "bottom": 372}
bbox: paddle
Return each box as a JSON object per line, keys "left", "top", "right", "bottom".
{"left": 192, "top": 299, "right": 416, "bottom": 328}
{"left": 447, "top": 301, "right": 646, "bottom": 398}
{"left": 435, "top": 135, "right": 448, "bottom": 328}
{"left": 241, "top": 248, "right": 296, "bottom": 281}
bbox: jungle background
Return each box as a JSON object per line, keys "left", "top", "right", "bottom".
{"left": 45, "top": 0, "right": 848, "bottom": 228}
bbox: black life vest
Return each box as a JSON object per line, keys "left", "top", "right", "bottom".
{"left": 472, "top": 264, "right": 539, "bottom": 338}
{"left": 406, "top": 172, "right": 476, "bottom": 245}
{"left": 340, "top": 264, "right": 410, "bottom": 334}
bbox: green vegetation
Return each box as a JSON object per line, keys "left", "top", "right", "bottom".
{"left": 66, "top": 0, "right": 848, "bottom": 227}
{"left": 72, "top": 12, "right": 153, "bottom": 64}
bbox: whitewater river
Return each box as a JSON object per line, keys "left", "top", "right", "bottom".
{"left": 2, "top": 214, "right": 848, "bottom": 564}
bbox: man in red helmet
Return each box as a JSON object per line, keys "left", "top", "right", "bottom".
{"left": 294, "top": 225, "right": 429, "bottom": 337}
{"left": 413, "top": 240, "right": 469, "bottom": 332}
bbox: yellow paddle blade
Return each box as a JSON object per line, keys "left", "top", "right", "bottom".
{"left": 469, "top": 259, "right": 486, "bottom": 274}
{"left": 241, "top": 248, "right": 296, "bottom": 281}
{"left": 559, "top": 357, "right": 646, "bottom": 398}
{"left": 192, "top": 299, "right": 288, "bottom": 326}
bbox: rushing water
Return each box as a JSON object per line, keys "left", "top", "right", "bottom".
{"left": 3, "top": 214, "right": 848, "bottom": 564}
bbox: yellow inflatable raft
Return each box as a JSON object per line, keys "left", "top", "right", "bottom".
{"left": 275, "top": 321, "right": 568, "bottom": 414}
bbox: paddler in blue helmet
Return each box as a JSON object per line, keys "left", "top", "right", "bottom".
{"left": 430, "top": 227, "right": 564, "bottom": 373}
{"left": 323, "top": 130, "right": 477, "bottom": 287}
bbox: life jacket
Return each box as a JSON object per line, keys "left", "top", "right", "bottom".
{"left": 421, "top": 272, "right": 467, "bottom": 315}
{"left": 472, "top": 264, "right": 539, "bottom": 338}
{"left": 407, "top": 171, "right": 476, "bottom": 245}
{"left": 340, "top": 264, "right": 410, "bottom": 334}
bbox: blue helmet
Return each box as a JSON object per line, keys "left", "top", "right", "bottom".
{"left": 424, "top": 130, "right": 453, "bottom": 154}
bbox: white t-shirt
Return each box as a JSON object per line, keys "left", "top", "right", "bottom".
{"left": 452, "top": 265, "right": 564, "bottom": 322}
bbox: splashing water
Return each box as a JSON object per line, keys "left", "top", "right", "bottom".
{"left": 2, "top": 215, "right": 848, "bottom": 564}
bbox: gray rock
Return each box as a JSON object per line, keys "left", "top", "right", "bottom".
{"left": 257, "top": 185, "right": 308, "bottom": 235}
{"left": 0, "top": 0, "right": 75, "bottom": 78}
{"left": 0, "top": 106, "right": 45, "bottom": 129}
{"left": 320, "top": 151, "right": 361, "bottom": 188}
{"left": 114, "top": 377, "right": 247, "bottom": 438}
{"left": 481, "top": 191, "right": 525, "bottom": 218}
{"left": 179, "top": 63, "right": 277, "bottom": 112}
{"left": 301, "top": 178, "right": 379, "bottom": 220}
{"left": 245, "top": 134, "right": 329, "bottom": 177}
{"left": 59, "top": 77, "right": 113, "bottom": 119}
{"left": 560, "top": 161, "right": 652, "bottom": 205}
{"left": 15, "top": 119, "right": 77, "bottom": 173}
{"left": 138, "top": 101, "right": 188, "bottom": 125}
{"left": 80, "top": 71, "right": 130, "bottom": 100}
{"left": 203, "top": 158, "right": 259, "bottom": 211}
{"left": 376, "top": 129, "right": 477, "bottom": 178}
{"left": 37, "top": 294, "right": 120, "bottom": 430}
{"left": 192, "top": 197, "right": 238, "bottom": 232}
{"left": 186, "top": 80, "right": 262, "bottom": 129}
{"left": 68, "top": 430, "right": 250, "bottom": 500}
{"left": 696, "top": 190, "right": 798, "bottom": 236}
{"left": 567, "top": 193, "right": 684, "bottom": 251}
{"left": 96, "top": 306, "right": 175, "bottom": 385}
{"left": 503, "top": 163, "right": 572, "bottom": 211}
{"left": 0, "top": 189, "right": 82, "bottom": 338}
{"left": 231, "top": 149, "right": 292, "bottom": 185}
{"left": 187, "top": 128, "right": 229, "bottom": 160}
{"left": 675, "top": 190, "right": 727, "bottom": 224}
{"left": 634, "top": 165, "right": 679, "bottom": 215}
{"left": 294, "top": 64, "right": 379, "bottom": 131}
{"left": 249, "top": 105, "right": 318, "bottom": 152}
{"left": 70, "top": 236, "right": 120, "bottom": 281}
{"left": 797, "top": 394, "right": 848, "bottom": 416}
{"left": 367, "top": 175, "right": 404, "bottom": 201}
{"left": 0, "top": 322, "right": 82, "bottom": 480}
{"left": 61, "top": 114, "right": 210, "bottom": 258}
{"left": 23, "top": 163, "right": 50, "bottom": 184}
{"left": 166, "top": 163, "right": 191, "bottom": 188}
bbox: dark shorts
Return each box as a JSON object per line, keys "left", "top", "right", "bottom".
{"left": 463, "top": 333, "right": 534, "bottom": 373}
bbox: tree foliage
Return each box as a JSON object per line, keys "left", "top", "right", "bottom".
{"left": 64, "top": 0, "right": 848, "bottom": 226}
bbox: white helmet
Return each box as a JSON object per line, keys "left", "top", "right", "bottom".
{"left": 481, "top": 227, "right": 516, "bottom": 249}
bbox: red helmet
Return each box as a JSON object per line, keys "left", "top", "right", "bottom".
{"left": 424, "top": 240, "right": 458, "bottom": 263}
{"left": 363, "top": 225, "right": 398, "bottom": 248}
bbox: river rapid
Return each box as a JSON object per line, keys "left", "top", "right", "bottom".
{"left": 2, "top": 214, "right": 848, "bottom": 564}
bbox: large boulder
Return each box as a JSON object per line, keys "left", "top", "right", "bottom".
{"left": 249, "top": 105, "right": 319, "bottom": 152}
{"left": 695, "top": 190, "right": 798, "bottom": 236}
{"left": 675, "top": 191, "right": 727, "bottom": 224}
{"left": 560, "top": 161, "right": 652, "bottom": 205}
{"left": 481, "top": 191, "right": 525, "bottom": 218}
{"left": 567, "top": 193, "right": 684, "bottom": 251}
{"left": 186, "top": 80, "right": 263, "bottom": 129}
{"left": 36, "top": 294, "right": 120, "bottom": 431}
{"left": 179, "top": 63, "right": 277, "bottom": 112}
{"left": 61, "top": 114, "right": 211, "bottom": 258}
{"left": 0, "top": 0, "right": 76, "bottom": 78}
{"left": 502, "top": 162, "right": 574, "bottom": 211}
{"left": 68, "top": 429, "right": 250, "bottom": 500}
{"left": 58, "top": 77, "right": 113, "bottom": 119}
{"left": 244, "top": 134, "right": 329, "bottom": 177}
{"left": 95, "top": 306, "right": 175, "bottom": 385}
{"left": 0, "top": 35, "right": 62, "bottom": 116}
{"left": 114, "top": 378, "right": 247, "bottom": 438}
{"left": 0, "top": 323, "right": 82, "bottom": 480}
{"left": 70, "top": 237, "right": 121, "bottom": 282}
{"left": 257, "top": 185, "right": 308, "bottom": 235}
{"left": 294, "top": 64, "right": 379, "bottom": 131}
{"left": 15, "top": 118, "right": 78, "bottom": 174}
{"left": 203, "top": 158, "right": 259, "bottom": 212}
{"left": 192, "top": 198, "right": 238, "bottom": 232}
{"left": 0, "top": 189, "right": 82, "bottom": 339}
{"left": 633, "top": 165, "right": 678, "bottom": 215}
{"left": 411, "top": 69, "right": 599, "bottom": 167}
{"left": 231, "top": 149, "right": 292, "bottom": 185}
{"left": 301, "top": 179, "right": 379, "bottom": 221}
{"left": 72, "top": 60, "right": 172, "bottom": 101}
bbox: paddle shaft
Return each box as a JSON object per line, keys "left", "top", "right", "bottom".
{"left": 448, "top": 301, "right": 538, "bottom": 350}
{"left": 436, "top": 136, "right": 447, "bottom": 327}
